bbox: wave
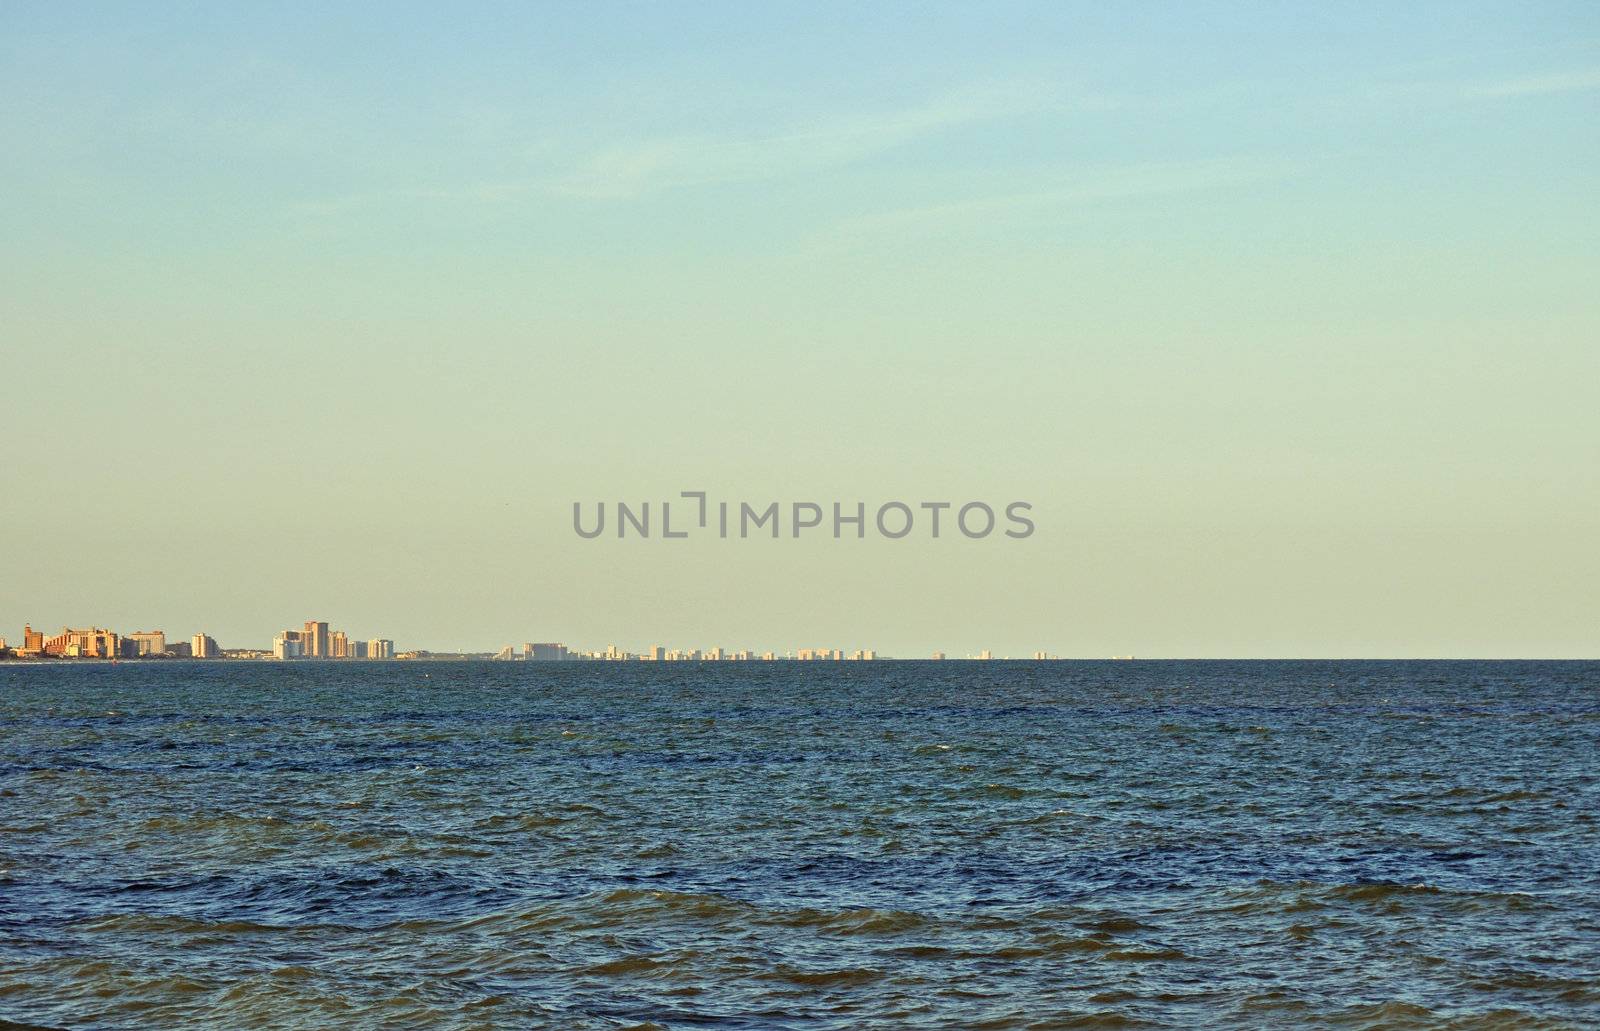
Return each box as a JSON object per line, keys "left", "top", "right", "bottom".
{"left": 756, "top": 965, "right": 884, "bottom": 987}
{"left": 771, "top": 906, "right": 929, "bottom": 935}
{"left": 1329, "top": 882, "right": 1444, "bottom": 902}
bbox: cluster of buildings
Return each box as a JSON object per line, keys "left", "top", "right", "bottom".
{"left": 1, "top": 623, "right": 1068, "bottom": 663}
{"left": 2, "top": 625, "right": 218, "bottom": 660}
{"left": 0, "top": 620, "right": 392, "bottom": 662}
{"left": 497, "top": 642, "right": 880, "bottom": 662}
{"left": 506, "top": 645, "right": 1057, "bottom": 661}
{"left": 271, "top": 621, "right": 394, "bottom": 661}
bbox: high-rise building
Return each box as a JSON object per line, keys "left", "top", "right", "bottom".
{"left": 330, "top": 630, "right": 349, "bottom": 659}
{"left": 304, "top": 621, "right": 330, "bottom": 658}
{"left": 20, "top": 625, "right": 45, "bottom": 657}
{"left": 368, "top": 639, "right": 393, "bottom": 660}
{"left": 525, "top": 642, "right": 568, "bottom": 662}
{"left": 192, "top": 634, "right": 219, "bottom": 659}
{"left": 273, "top": 630, "right": 305, "bottom": 660}
{"left": 127, "top": 630, "right": 166, "bottom": 656}
{"left": 43, "top": 627, "right": 118, "bottom": 658}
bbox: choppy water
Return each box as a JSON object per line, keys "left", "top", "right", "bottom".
{"left": 1, "top": 661, "right": 1597, "bottom": 1029}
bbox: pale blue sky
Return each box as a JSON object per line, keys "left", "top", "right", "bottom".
{"left": 3, "top": 3, "right": 1598, "bottom": 655}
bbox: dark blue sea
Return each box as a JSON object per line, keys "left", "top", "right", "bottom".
{"left": 1, "top": 660, "right": 1597, "bottom": 1029}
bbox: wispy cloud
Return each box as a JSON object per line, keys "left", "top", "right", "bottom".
{"left": 288, "top": 179, "right": 543, "bottom": 219}
{"left": 1370, "top": 61, "right": 1600, "bottom": 105}
{"left": 798, "top": 156, "right": 1298, "bottom": 256}
{"left": 287, "top": 79, "right": 1117, "bottom": 218}
{"left": 1462, "top": 67, "right": 1600, "bottom": 99}
{"left": 546, "top": 80, "right": 1100, "bottom": 200}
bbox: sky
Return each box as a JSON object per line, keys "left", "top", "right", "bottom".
{"left": 2, "top": 2, "right": 1597, "bottom": 657}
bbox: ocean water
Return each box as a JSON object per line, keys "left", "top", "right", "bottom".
{"left": 0, "top": 660, "right": 1596, "bottom": 1030}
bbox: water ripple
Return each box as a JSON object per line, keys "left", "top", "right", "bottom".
{"left": 0, "top": 660, "right": 1597, "bottom": 1029}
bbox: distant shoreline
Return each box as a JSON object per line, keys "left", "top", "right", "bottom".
{"left": 2, "top": 656, "right": 1595, "bottom": 664}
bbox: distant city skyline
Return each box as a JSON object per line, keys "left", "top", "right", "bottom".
{"left": 3, "top": 3, "right": 1597, "bottom": 657}
{"left": 2, "top": 618, "right": 1068, "bottom": 662}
